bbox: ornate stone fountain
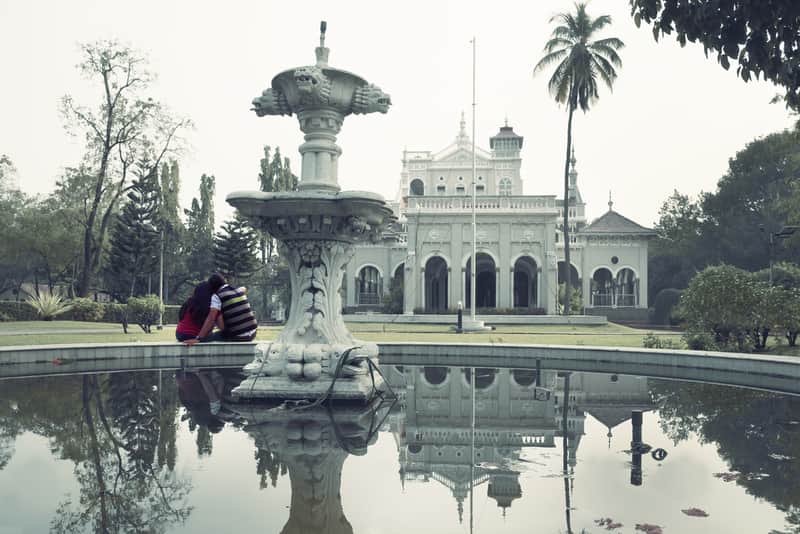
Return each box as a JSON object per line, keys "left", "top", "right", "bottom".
{"left": 227, "top": 22, "right": 394, "bottom": 402}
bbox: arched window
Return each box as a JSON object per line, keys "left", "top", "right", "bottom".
{"left": 357, "top": 266, "right": 381, "bottom": 305}
{"left": 498, "top": 178, "right": 512, "bottom": 196}
{"left": 409, "top": 179, "right": 424, "bottom": 196}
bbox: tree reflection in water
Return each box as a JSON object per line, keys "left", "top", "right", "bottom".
{"left": 653, "top": 380, "right": 800, "bottom": 534}
{"left": 0, "top": 373, "right": 192, "bottom": 533}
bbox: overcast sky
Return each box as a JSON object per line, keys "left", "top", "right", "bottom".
{"left": 0, "top": 0, "right": 794, "bottom": 227}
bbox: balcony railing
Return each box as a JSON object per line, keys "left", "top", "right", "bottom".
{"left": 357, "top": 292, "right": 381, "bottom": 305}
{"left": 408, "top": 195, "right": 558, "bottom": 213}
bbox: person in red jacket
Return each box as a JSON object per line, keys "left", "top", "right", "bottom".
{"left": 176, "top": 281, "right": 223, "bottom": 342}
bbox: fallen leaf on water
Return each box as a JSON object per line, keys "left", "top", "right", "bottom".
{"left": 635, "top": 524, "right": 663, "bottom": 534}
{"left": 713, "top": 472, "right": 739, "bottom": 482}
{"left": 682, "top": 508, "right": 709, "bottom": 517}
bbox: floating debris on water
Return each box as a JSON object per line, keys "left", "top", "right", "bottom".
{"left": 713, "top": 471, "right": 739, "bottom": 482}
{"left": 682, "top": 508, "right": 709, "bottom": 517}
{"left": 595, "top": 517, "right": 623, "bottom": 530}
{"left": 635, "top": 524, "right": 663, "bottom": 534}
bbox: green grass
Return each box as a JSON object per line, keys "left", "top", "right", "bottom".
{"left": 0, "top": 320, "right": 795, "bottom": 357}
{"left": 0, "top": 320, "right": 121, "bottom": 333}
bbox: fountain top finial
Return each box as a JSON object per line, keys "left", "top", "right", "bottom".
{"left": 316, "top": 20, "right": 330, "bottom": 67}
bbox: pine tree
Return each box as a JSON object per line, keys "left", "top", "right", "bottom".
{"left": 107, "top": 163, "right": 160, "bottom": 298}
{"left": 213, "top": 216, "right": 258, "bottom": 286}
{"left": 106, "top": 372, "right": 160, "bottom": 480}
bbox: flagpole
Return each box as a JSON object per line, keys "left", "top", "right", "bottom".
{"left": 470, "top": 36, "right": 477, "bottom": 322}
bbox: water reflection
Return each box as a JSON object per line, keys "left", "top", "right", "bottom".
{"left": 384, "top": 366, "right": 655, "bottom": 532}
{"left": 2, "top": 366, "right": 800, "bottom": 532}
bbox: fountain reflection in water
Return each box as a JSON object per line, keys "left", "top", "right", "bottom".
{"left": 226, "top": 21, "right": 395, "bottom": 402}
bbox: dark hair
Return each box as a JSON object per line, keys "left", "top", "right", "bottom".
{"left": 179, "top": 281, "right": 214, "bottom": 326}
{"left": 208, "top": 273, "right": 226, "bottom": 292}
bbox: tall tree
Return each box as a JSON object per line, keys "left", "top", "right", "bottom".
{"left": 184, "top": 174, "right": 216, "bottom": 283}
{"left": 0, "top": 156, "right": 34, "bottom": 296}
{"left": 214, "top": 216, "right": 259, "bottom": 287}
{"left": 157, "top": 160, "right": 189, "bottom": 303}
{"left": 106, "top": 163, "right": 161, "bottom": 299}
{"left": 251, "top": 146, "right": 298, "bottom": 317}
{"left": 534, "top": 2, "right": 624, "bottom": 315}
{"left": 62, "top": 41, "right": 188, "bottom": 296}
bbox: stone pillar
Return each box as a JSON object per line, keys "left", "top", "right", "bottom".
{"left": 297, "top": 110, "right": 344, "bottom": 193}
{"left": 498, "top": 223, "right": 511, "bottom": 308}
{"left": 404, "top": 256, "right": 416, "bottom": 314}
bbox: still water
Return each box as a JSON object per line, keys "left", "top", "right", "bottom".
{"left": 0, "top": 365, "right": 798, "bottom": 534}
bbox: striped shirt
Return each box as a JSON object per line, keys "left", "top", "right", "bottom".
{"left": 217, "top": 285, "right": 257, "bottom": 341}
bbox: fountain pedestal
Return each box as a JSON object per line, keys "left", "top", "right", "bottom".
{"left": 228, "top": 22, "right": 393, "bottom": 402}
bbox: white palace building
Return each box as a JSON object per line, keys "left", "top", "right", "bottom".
{"left": 344, "top": 116, "right": 655, "bottom": 320}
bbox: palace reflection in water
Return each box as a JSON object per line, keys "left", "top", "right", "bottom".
{"left": 383, "top": 365, "right": 654, "bottom": 522}
{"left": 2, "top": 365, "right": 800, "bottom": 533}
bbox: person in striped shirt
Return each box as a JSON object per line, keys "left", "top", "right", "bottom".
{"left": 208, "top": 273, "right": 258, "bottom": 341}
{"left": 183, "top": 273, "right": 257, "bottom": 345}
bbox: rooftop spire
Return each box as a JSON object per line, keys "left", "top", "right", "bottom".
{"left": 456, "top": 111, "right": 470, "bottom": 146}
{"left": 315, "top": 20, "right": 330, "bottom": 66}
{"left": 608, "top": 190, "right": 614, "bottom": 212}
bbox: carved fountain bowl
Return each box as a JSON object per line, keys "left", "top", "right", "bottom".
{"left": 272, "top": 67, "right": 366, "bottom": 114}
{"left": 226, "top": 190, "right": 396, "bottom": 244}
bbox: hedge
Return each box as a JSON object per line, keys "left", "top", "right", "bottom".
{"left": 0, "top": 300, "right": 181, "bottom": 324}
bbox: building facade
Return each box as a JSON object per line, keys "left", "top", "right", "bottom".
{"left": 345, "top": 117, "right": 655, "bottom": 317}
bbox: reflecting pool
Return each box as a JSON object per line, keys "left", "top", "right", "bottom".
{"left": 1, "top": 364, "right": 799, "bottom": 533}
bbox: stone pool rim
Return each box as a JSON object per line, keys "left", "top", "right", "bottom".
{"left": 1, "top": 341, "right": 799, "bottom": 395}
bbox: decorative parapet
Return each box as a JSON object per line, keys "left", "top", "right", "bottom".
{"left": 407, "top": 195, "right": 559, "bottom": 213}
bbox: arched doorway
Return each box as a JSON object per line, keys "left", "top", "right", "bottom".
{"left": 465, "top": 253, "right": 496, "bottom": 309}
{"left": 384, "top": 263, "right": 404, "bottom": 313}
{"left": 591, "top": 268, "right": 613, "bottom": 306}
{"left": 513, "top": 256, "right": 538, "bottom": 308}
{"left": 356, "top": 266, "right": 381, "bottom": 305}
{"left": 409, "top": 179, "right": 424, "bottom": 196}
{"left": 557, "top": 261, "right": 581, "bottom": 289}
{"left": 615, "top": 268, "right": 637, "bottom": 307}
{"left": 424, "top": 256, "right": 448, "bottom": 312}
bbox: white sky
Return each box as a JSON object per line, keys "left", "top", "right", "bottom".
{"left": 0, "top": 0, "right": 794, "bottom": 227}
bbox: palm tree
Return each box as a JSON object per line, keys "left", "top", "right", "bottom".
{"left": 534, "top": 2, "right": 624, "bottom": 315}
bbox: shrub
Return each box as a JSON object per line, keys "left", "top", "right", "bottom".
{"left": 0, "top": 300, "right": 40, "bottom": 321}
{"left": 69, "top": 297, "right": 105, "bottom": 322}
{"left": 26, "top": 293, "right": 73, "bottom": 321}
{"left": 774, "top": 288, "right": 800, "bottom": 347}
{"left": 105, "top": 303, "right": 129, "bottom": 333}
{"left": 642, "top": 332, "right": 680, "bottom": 349}
{"left": 557, "top": 283, "right": 583, "bottom": 314}
{"left": 382, "top": 284, "right": 404, "bottom": 314}
{"left": 0, "top": 310, "right": 10, "bottom": 322}
{"left": 755, "top": 261, "right": 800, "bottom": 289}
{"left": 679, "top": 265, "right": 759, "bottom": 351}
{"left": 652, "top": 288, "right": 682, "bottom": 325}
{"left": 126, "top": 295, "right": 162, "bottom": 333}
{"left": 682, "top": 331, "right": 718, "bottom": 351}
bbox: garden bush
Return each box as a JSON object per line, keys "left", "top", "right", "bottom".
{"left": 0, "top": 301, "right": 39, "bottom": 321}
{"left": 126, "top": 295, "right": 162, "bottom": 333}
{"left": 69, "top": 297, "right": 105, "bottom": 322}
{"left": 652, "top": 288, "right": 682, "bottom": 325}
{"left": 642, "top": 332, "right": 680, "bottom": 349}
{"left": 679, "top": 264, "right": 800, "bottom": 352}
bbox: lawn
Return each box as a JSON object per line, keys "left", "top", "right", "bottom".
{"left": 0, "top": 320, "right": 679, "bottom": 349}
{"left": 0, "top": 320, "right": 796, "bottom": 357}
